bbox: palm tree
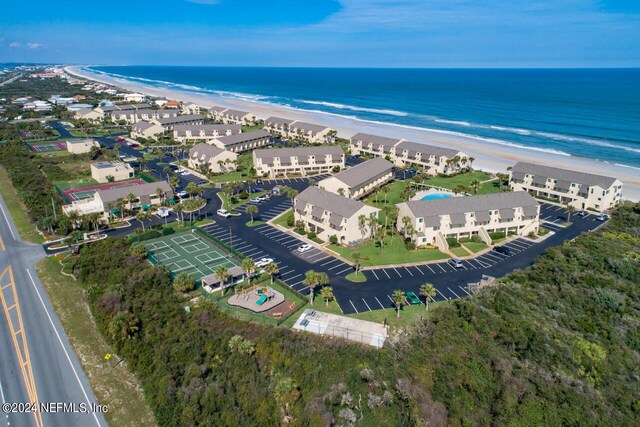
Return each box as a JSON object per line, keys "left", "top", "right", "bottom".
{"left": 308, "top": 179, "right": 317, "bottom": 187}
{"left": 156, "top": 187, "right": 165, "bottom": 204}
{"left": 419, "top": 283, "right": 437, "bottom": 311}
{"left": 469, "top": 179, "right": 481, "bottom": 194}
{"left": 113, "top": 142, "right": 121, "bottom": 158}
{"left": 173, "top": 204, "right": 184, "bottom": 223}
{"left": 246, "top": 179, "right": 255, "bottom": 194}
{"left": 303, "top": 270, "right": 323, "bottom": 305}
{"left": 246, "top": 204, "right": 258, "bottom": 224}
{"left": 163, "top": 166, "right": 171, "bottom": 181}
{"left": 136, "top": 210, "right": 149, "bottom": 231}
{"left": 391, "top": 289, "right": 406, "bottom": 319}
{"left": 127, "top": 192, "right": 137, "bottom": 213}
{"left": 264, "top": 262, "right": 279, "bottom": 284}
{"left": 185, "top": 182, "right": 198, "bottom": 199}
{"left": 566, "top": 204, "right": 576, "bottom": 222}
{"left": 116, "top": 198, "right": 126, "bottom": 220}
{"left": 453, "top": 185, "right": 468, "bottom": 195}
{"left": 352, "top": 251, "right": 362, "bottom": 277}
{"left": 320, "top": 286, "right": 334, "bottom": 307}
{"left": 214, "top": 265, "right": 229, "bottom": 295}
{"left": 169, "top": 176, "right": 180, "bottom": 192}
{"left": 242, "top": 258, "right": 256, "bottom": 285}
{"left": 358, "top": 214, "right": 368, "bottom": 241}
{"left": 286, "top": 188, "right": 298, "bottom": 205}
{"left": 468, "top": 157, "right": 475, "bottom": 169}
{"left": 401, "top": 216, "right": 412, "bottom": 235}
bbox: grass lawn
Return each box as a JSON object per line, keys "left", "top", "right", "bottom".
{"left": 246, "top": 220, "right": 266, "bottom": 227}
{"left": 347, "top": 301, "right": 445, "bottom": 333}
{"left": 423, "top": 171, "right": 502, "bottom": 195}
{"left": 36, "top": 150, "right": 74, "bottom": 158}
{"left": 329, "top": 236, "right": 449, "bottom": 266}
{"left": 36, "top": 257, "right": 155, "bottom": 427}
{"left": 312, "top": 299, "right": 344, "bottom": 316}
{"left": 365, "top": 180, "right": 405, "bottom": 207}
{"left": 272, "top": 209, "right": 293, "bottom": 229}
{"left": 462, "top": 241, "right": 488, "bottom": 253}
{"left": 345, "top": 271, "right": 366, "bottom": 282}
{"left": 53, "top": 177, "right": 98, "bottom": 190}
{"left": 450, "top": 246, "right": 470, "bottom": 257}
{"left": 0, "top": 166, "right": 44, "bottom": 243}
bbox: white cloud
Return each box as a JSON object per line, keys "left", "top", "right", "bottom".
{"left": 7, "top": 41, "right": 44, "bottom": 49}
{"left": 9, "top": 42, "right": 22, "bottom": 48}
{"left": 26, "top": 42, "right": 43, "bottom": 49}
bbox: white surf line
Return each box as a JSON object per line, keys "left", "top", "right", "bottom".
{"left": 27, "top": 270, "right": 104, "bottom": 427}
{"left": 0, "top": 204, "right": 17, "bottom": 241}
{"left": 374, "top": 296, "right": 385, "bottom": 309}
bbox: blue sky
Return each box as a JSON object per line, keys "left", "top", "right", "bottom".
{"left": 1, "top": 0, "right": 639, "bottom": 67}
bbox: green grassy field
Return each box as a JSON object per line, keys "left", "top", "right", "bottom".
{"left": 0, "top": 166, "right": 44, "bottom": 243}
{"left": 463, "top": 241, "right": 488, "bottom": 253}
{"left": 450, "top": 246, "right": 470, "bottom": 257}
{"left": 271, "top": 209, "right": 293, "bottom": 228}
{"left": 36, "top": 257, "right": 155, "bottom": 427}
{"left": 347, "top": 301, "right": 445, "bottom": 333}
{"left": 53, "top": 177, "right": 98, "bottom": 190}
{"left": 330, "top": 237, "right": 449, "bottom": 266}
{"left": 424, "top": 171, "right": 501, "bottom": 195}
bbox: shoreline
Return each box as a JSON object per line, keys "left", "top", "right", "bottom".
{"left": 66, "top": 66, "right": 640, "bottom": 201}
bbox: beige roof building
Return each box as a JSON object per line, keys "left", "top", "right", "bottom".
{"left": 90, "top": 161, "right": 134, "bottom": 183}
{"left": 173, "top": 124, "right": 242, "bottom": 143}
{"left": 188, "top": 144, "right": 238, "bottom": 174}
{"left": 349, "top": 133, "right": 469, "bottom": 175}
{"left": 264, "top": 116, "right": 294, "bottom": 136}
{"left": 217, "top": 109, "right": 256, "bottom": 125}
{"left": 253, "top": 146, "right": 345, "bottom": 178}
{"left": 294, "top": 186, "right": 380, "bottom": 246}
{"left": 151, "top": 114, "right": 205, "bottom": 131}
{"left": 319, "top": 157, "right": 394, "bottom": 199}
{"left": 288, "top": 121, "right": 336, "bottom": 144}
{"left": 210, "top": 129, "right": 271, "bottom": 153}
{"left": 396, "top": 191, "right": 540, "bottom": 251}
{"left": 73, "top": 108, "right": 102, "bottom": 121}
{"left": 131, "top": 121, "right": 165, "bottom": 140}
{"left": 509, "top": 162, "right": 622, "bottom": 212}
{"left": 66, "top": 139, "right": 99, "bottom": 154}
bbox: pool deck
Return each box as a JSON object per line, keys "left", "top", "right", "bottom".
{"left": 413, "top": 188, "right": 459, "bottom": 201}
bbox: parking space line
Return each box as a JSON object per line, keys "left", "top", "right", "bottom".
{"left": 280, "top": 270, "right": 299, "bottom": 278}
{"left": 464, "top": 261, "right": 475, "bottom": 269}
{"left": 284, "top": 273, "right": 302, "bottom": 282}
{"left": 362, "top": 299, "right": 372, "bottom": 311}
{"left": 328, "top": 263, "right": 347, "bottom": 271}
{"left": 349, "top": 300, "right": 359, "bottom": 314}
{"left": 414, "top": 266, "right": 425, "bottom": 275}
{"left": 374, "top": 296, "right": 385, "bottom": 309}
{"left": 371, "top": 269, "right": 380, "bottom": 280}
{"left": 459, "top": 285, "right": 472, "bottom": 296}
{"left": 424, "top": 264, "right": 436, "bottom": 274}
{"left": 436, "top": 263, "right": 446, "bottom": 272}
{"left": 236, "top": 244, "right": 253, "bottom": 251}
{"left": 392, "top": 267, "right": 402, "bottom": 277}
{"left": 387, "top": 294, "right": 395, "bottom": 304}
{"left": 381, "top": 269, "right": 391, "bottom": 279}
{"left": 435, "top": 289, "right": 448, "bottom": 301}
{"left": 310, "top": 255, "right": 330, "bottom": 263}
{"left": 448, "top": 287, "right": 461, "bottom": 299}
{"left": 244, "top": 249, "right": 263, "bottom": 257}
{"left": 321, "top": 258, "right": 340, "bottom": 267}
{"left": 335, "top": 266, "right": 352, "bottom": 275}
{"left": 404, "top": 267, "right": 414, "bottom": 277}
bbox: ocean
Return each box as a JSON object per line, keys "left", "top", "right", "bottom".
{"left": 91, "top": 66, "right": 640, "bottom": 169}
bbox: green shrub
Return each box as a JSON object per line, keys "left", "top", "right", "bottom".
{"left": 307, "top": 231, "right": 317, "bottom": 239}
{"left": 489, "top": 231, "right": 506, "bottom": 240}
{"left": 162, "top": 227, "right": 175, "bottom": 236}
{"left": 446, "top": 237, "right": 460, "bottom": 248}
{"left": 471, "top": 234, "right": 483, "bottom": 243}
{"left": 329, "top": 235, "right": 338, "bottom": 245}
{"left": 459, "top": 237, "right": 472, "bottom": 243}
{"left": 405, "top": 240, "right": 416, "bottom": 250}
{"left": 286, "top": 215, "right": 295, "bottom": 227}
{"left": 129, "top": 230, "right": 162, "bottom": 243}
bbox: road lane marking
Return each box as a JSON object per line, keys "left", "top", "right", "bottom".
{"left": 374, "top": 296, "right": 385, "bottom": 309}
{"left": 349, "top": 300, "right": 359, "bottom": 313}
{"left": 26, "top": 269, "right": 104, "bottom": 427}
{"left": 0, "top": 204, "right": 16, "bottom": 240}
{"left": 362, "top": 299, "right": 372, "bottom": 311}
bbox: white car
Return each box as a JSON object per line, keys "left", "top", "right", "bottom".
{"left": 176, "top": 191, "right": 188, "bottom": 199}
{"left": 296, "top": 244, "right": 313, "bottom": 253}
{"left": 255, "top": 257, "right": 274, "bottom": 268}
{"left": 251, "top": 197, "right": 262, "bottom": 203}
{"left": 156, "top": 207, "right": 170, "bottom": 218}
{"left": 180, "top": 171, "right": 191, "bottom": 176}
{"left": 217, "top": 209, "right": 231, "bottom": 218}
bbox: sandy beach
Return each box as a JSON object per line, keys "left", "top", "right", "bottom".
{"left": 66, "top": 66, "right": 640, "bottom": 201}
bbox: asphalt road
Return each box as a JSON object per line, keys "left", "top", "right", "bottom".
{"left": 0, "top": 195, "right": 107, "bottom": 427}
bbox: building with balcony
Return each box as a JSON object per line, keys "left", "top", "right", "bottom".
{"left": 253, "top": 146, "right": 345, "bottom": 178}
{"left": 318, "top": 157, "right": 394, "bottom": 199}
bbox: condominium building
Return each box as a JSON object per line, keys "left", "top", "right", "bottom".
{"left": 349, "top": 133, "right": 469, "bottom": 175}
{"left": 110, "top": 108, "right": 179, "bottom": 124}
{"left": 62, "top": 181, "right": 173, "bottom": 220}
{"left": 173, "top": 124, "right": 242, "bottom": 144}
{"left": 131, "top": 121, "right": 165, "bottom": 140}
{"left": 217, "top": 109, "right": 257, "bottom": 125}
{"left": 509, "top": 162, "right": 623, "bottom": 212}
{"left": 288, "top": 121, "right": 336, "bottom": 144}
{"left": 188, "top": 144, "right": 238, "bottom": 174}
{"left": 319, "top": 157, "right": 394, "bottom": 199}
{"left": 210, "top": 129, "right": 271, "bottom": 153}
{"left": 396, "top": 192, "right": 540, "bottom": 251}
{"left": 73, "top": 108, "right": 102, "bottom": 121}
{"left": 264, "top": 116, "right": 294, "bottom": 136}
{"left": 123, "top": 93, "right": 146, "bottom": 102}
{"left": 151, "top": 114, "right": 205, "bottom": 131}
{"left": 66, "top": 139, "right": 99, "bottom": 154}
{"left": 253, "top": 146, "right": 345, "bottom": 178}
{"left": 294, "top": 186, "right": 380, "bottom": 246}
{"left": 90, "top": 161, "right": 134, "bottom": 183}
{"left": 182, "top": 103, "right": 201, "bottom": 115}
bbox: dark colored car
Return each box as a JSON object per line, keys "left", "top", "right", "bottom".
{"left": 493, "top": 245, "right": 512, "bottom": 255}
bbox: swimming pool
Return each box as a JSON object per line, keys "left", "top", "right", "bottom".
{"left": 420, "top": 193, "right": 453, "bottom": 201}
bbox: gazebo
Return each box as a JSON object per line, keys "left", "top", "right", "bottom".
{"left": 201, "top": 266, "right": 245, "bottom": 293}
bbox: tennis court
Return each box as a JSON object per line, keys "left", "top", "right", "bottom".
{"left": 61, "top": 179, "right": 146, "bottom": 202}
{"left": 27, "top": 141, "right": 68, "bottom": 152}
{"left": 145, "top": 231, "right": 241, "bottom": 282}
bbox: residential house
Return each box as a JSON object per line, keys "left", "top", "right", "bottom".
{"left": 73, "top": 108, "right": 102, "bottom": 121}
{"left": 294, "top": 186, "right": 380, "bottom": 246}
{"left": 90, "top": 161, "right": 134, "bottom": 183}
{"left": 210, "top": 129, "right": 271, "bottom": 153}
{"left": 253, "top": 146, "right": 345, "bottom": 178}
{"left": 182, "top": 103, "right": 201, "bottom": 115}
{"left": 396, "top": 191, "right": 540, "bottom": 251}
{"left": 509, "top": 162, "right": 623, "bottom": 212}
{"left": 319, "top": 157, "right": 394, "bottom": 199}
{"left": 66, "top": 139, "right": 99, "bottom": 154}
{"left": 123, "top": 93, "right": 146, "bottom": 102}
{"left": 173, "top": 124, "right": 242, "bottom": 144}
{"left": 188, "top": 144, "right": 238, "bottom": 174}
{"left": 130, "top": 121, "right": 165, "bottom": 140}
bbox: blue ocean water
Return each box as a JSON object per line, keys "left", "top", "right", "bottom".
{"left": 91, "top": 66, "right": 640, "bottom": 169}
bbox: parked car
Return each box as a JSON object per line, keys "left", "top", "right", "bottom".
{"left": 252, "top": 187, "right": 264, "bottom": 193}
{"left": 255, "top": 257, "right": 274, "bottom": 268}
{"left": 180, "top": 171, "right": 191, "bottom": 176}
{"left": 493, "top": 245, "right": 512, "bottom": 255}
{"left": 156, "top": 207, "right": 170, "bottom": 218}
{"left": 296, "top": 244, "right": 313, "bottom": 253}
{"left": 448, "top": 258, "right": 464, "bottom": 269}
{"left": 576, "top": 211, "right": 588, "bottom": 217}
{"left": 251, "top": 197, "right": 263, "bottom": 203}
{"left": 217, "top": 209, "right": 231, "bottom": 218}
{"left": 176, "top": 191, "right": 188, "bottom": 199}
{"left": 595, "top": 214, "right": 608, "bottom": 222}
{"left": 405, "top": 291, "right": 421, "bottom": 305}
{"left": 255, "top": 179, "right": 263, "bottom": 185}
{"left": 197, "top": 180, "right": 208, "bottom": 186}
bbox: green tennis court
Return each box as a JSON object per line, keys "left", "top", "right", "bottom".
{"left": 144, "top": 231, "right": 241, "bottom": 282}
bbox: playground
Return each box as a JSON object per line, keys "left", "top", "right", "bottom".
{"left": 145, "top": 231, "right": 241, "bottom": 283}
{"left": 60, "top": 179, "right": 146, "bottom": 203}
{"left": 27, "top": 141, "right": 68, "bottom": 152}
{"left": 228, "top": 285, "right": 285, "bottom": 313}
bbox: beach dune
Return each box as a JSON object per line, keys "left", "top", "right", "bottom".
{"left": 66, "top": 66, "right": 640, "bottom": 201}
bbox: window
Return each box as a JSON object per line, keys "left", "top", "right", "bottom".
{"left": 418, "top": 218, "right": 423, "bottom": 223}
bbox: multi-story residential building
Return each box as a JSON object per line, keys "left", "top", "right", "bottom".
{"left": 349, "top": 133, "right": 469, "bottom": 175}
{"left": 509, "top": 162, "right": 623, "bottom": 212}
{"left": 396, "top": 191, "right": 540, "bottom": 251}
{"left": 263, "top": 116, "right": 294, "bottom": 136}
{"left": 66, "top": 139, "right": 99, "bottom": 154}
{"left": 218, "top": 109, "right": 257, "bottom": 125}
{"left": 318, "top": 157, "right": 394, "bottom": 199}
{"left": 253, "top": 146, "right": 345, "bottom": 178}
{"left": 294, "top": 186, "right": 380, "bottom": 246}
{"left": 288, "top": 121, "right": 336, "bottom": 144}
{"left": 182, "top": 103, "right": 201, "bottom": 115}
{"left": 112, "top": 109, "right": 180, "bottom": 125}
{"left": 210, "top": 129, "right": 271, "bottom": 153}
{"left": 173, "top": 124, "right": 242, "bottom": 144}
{"left": 73, "top": 108, "right": 102, "bottom": 121}
{"left": 208, "top": 105, "right": 227, "bottom": 119}
{"left": 90, "top": 161, "right": 134, "bottom": 183}
{"left": 123, "top": 93, "right": 146, "bottom": 102}
{"left": 151, "top": 114, "right": 205, "bottom": 131}
{"left": 131, "top": 121, "right": 165, "bottom": 140}
{"left": 188, "top": 144, "right": 238, "bottom": 174}
{"left": 62, "top": 181, "right": 173, "bottom": 220}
